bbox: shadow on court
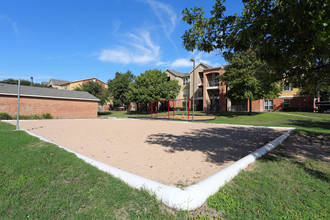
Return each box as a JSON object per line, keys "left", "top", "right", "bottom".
{"left": 145, "top": 126, "right": 286, "bottom": 165}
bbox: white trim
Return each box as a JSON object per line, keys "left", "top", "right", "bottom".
{"left": 0, "top": 92, "right": 99, "bottom": 102}
{"left": 16, "top": 120, "right": 294, "bottom": 211}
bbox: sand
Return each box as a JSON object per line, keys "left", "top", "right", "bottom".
{"left": 9, "top": 118, "right": 288, "bottom": 187}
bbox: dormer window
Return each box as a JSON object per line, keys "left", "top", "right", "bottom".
{"left": 183, "top": 78, "right": 190, "bottom": 86}
{"left": 283, "top": 82, "right": 292, "bottom": 91}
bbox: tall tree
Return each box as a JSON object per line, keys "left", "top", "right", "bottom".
{"left": 108, "top": 71, "right": 134, "bottom": 107}
{"left": 220, "top": 52, "right": 281, "bottom": 115}
{"left": 128, "top": 69, "right": 180, "bottom": 111}
{"left": 74, "top": 81, "right": 109, "bottom": 105}
{"left": 182, "top": 0, "right": 329, "bottom": 93}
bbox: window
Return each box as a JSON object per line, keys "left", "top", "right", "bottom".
{"left": 183, "top": 89, "right": 188, "bottom": 98}
{"left": 283, "top": 99, "right": 290, "bottom": 108}
{"left": 264, "top": 100, "right": 273, "bottom": 110}
{"left": 183, "top": 78, "right": 190, "bottom": 86}
{"left": 197, "top": 88, "right": 203, "bottom": 97}
{"left": 283, "top": 83, "right": 292, "bottom": 91}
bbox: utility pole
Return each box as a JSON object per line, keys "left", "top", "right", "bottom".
{"left": 190, "top": 58, "right": 195, "bottom": 122}
{"left": 16, "top": 78, "right": 21, "bottom": 130}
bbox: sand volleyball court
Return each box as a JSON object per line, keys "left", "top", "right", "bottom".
{"left": 9, "top": 118, "right": 288, "bottom": 187}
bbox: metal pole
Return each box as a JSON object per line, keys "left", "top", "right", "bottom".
{"left": 186, "top": 89, "right": 188, "bottom": 121}
{"left": 156, "top": 101, "right": 158, "bottom": 118}
{"left": 168, "top": 100, "right": 170, "bottom": 118}
{"left": 16, "top": 78, "right": 21, "bottom": 130}
{"left": 190, "top": 58, "right": 195, "bottom": 122}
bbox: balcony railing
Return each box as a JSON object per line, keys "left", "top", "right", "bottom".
{"left": 207, "top": 80, "right": 219, "bottom": 87}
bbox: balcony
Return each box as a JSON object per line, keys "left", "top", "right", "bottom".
{"left": 207, "top": 80, "right": 219, "bottom": 89}
{"left": 198, "top": 79, "right": 203, "bottom": 87}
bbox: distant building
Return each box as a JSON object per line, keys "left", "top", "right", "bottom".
{"left": 48, "top": 77, "right": 111, "bottom": 111}
{"left": 0, "top": 83, "right": 99, "bottom": 118}
{"left": 166, "top": 63, "right": 314, "bottom": 112}
{"left": 59, "top": 78, "right": 108, "bottom": 90}
{"left": 48, "top": 79, "right": 71, "bottom": 89}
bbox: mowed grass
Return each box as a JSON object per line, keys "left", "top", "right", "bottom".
{"left": 1, "top": 111, "right": 329, "bottom": 219}
{"left": 0, "top": 122, "right": 178, "bottom": 219}
{"left": 205, "top": 144, "right": 329, "bottom": 219}
{"left": 102, "top": 111, "right": 330, "bottom": 219}
{"left": 202, "top": 112, "right": 330, "bottom": 219}
{"left": 104, "top": 110, "right": 330, "bottom": 133}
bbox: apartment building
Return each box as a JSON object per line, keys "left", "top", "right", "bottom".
{"left": 59, "top": 78, "right": 108, "bottom": 90}
{"left": 166, "top": 63, "right": 314, "bottom": 112}
{"left": 48, "top": 77, "right": 110, "bottom": 111}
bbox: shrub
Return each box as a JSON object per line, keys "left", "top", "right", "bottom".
{"left": 174, "top": 107, "right": 185, "bottom": 111}
{"left": 0, "top": 112, "right": 12, "bottom": 120}
{"left": 17, "top": 113, "right": 53, "bottom": 120}
{"left": 42, "top": 113, "right": 52, "bottom": 119}
{"left": 98, "top": 111, "right": 112, "bottom": 116}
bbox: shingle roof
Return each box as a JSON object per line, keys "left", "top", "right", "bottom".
{"left": 49, "top": 79, "right": 71, "bottom": 85}
{"left": 0, "top": 83, "right": 99, "bottom": 101}
{"left": 200, "top": 62, "right": 213, "bottom": 69}
{"left": 166, "top": 69, "right": 189, "bottom": 77}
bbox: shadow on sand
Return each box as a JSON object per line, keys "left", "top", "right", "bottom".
{"left": 145, "top": 126, "right": 286, "bottom": 165}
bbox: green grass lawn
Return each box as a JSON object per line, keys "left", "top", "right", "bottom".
{"left": 1, "top": 111, "right": 329, "bottom": 219}
{"left": 0, "top": 123, "right": 178, "bottom": 219}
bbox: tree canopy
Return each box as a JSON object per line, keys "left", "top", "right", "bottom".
{"left": 74, "top": 81, "right": 109, "bottom": 105}
{"left": 128, "top": 69, "right": 180, "bottom": 109}
{"left": 182, "top": 0, "right": 329, "bottom": 93}
{"left": 220, "top": 51, "right": 281, "bottom": 114}
{"left": 107, "top": 71, "right": 134, "bottom": 107}
{"left": 0, "top": 78, "right": 49, "bottom": 87}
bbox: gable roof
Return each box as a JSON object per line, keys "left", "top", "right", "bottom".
{"left": 0, "top": 83, "right": 99, "bottom": 101}
{"left": 49, "top": 79, "right": 71, "bottom": 86}
{"left": 199, "top": 62, "right": 213, "bottom": 69}
{"left": 165, "top": 69, "right": 189, "bottom": 77}
{"left": 60, "top": 77, "right": 107, "bottom": 86}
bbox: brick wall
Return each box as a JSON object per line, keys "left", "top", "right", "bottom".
{"left": 251, "top": 97, "right": 314, "bottom": 112}
{"left": 0, "top": 95, "right": 98, "bottom": 118}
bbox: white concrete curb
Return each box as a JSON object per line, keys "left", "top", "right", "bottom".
{"left": 19, "top": 125, "right": 294, "bottom": 211}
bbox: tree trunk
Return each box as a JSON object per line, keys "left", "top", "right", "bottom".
{"left": 249, "top": 99, "right": 252, "bottom": 116}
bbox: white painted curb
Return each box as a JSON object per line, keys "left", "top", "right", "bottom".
{"left": 19, "top": 126, "right": 294, "bottom": 210}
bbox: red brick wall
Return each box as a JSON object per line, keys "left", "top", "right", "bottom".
{"left": 0, "top": 95, "right": 98, "bottom": 118}
{"left": 252, "top": 97, "right": 314, "bottom": 111}
{"left": 251, "top": 100, "right": 263, "bottom": 111}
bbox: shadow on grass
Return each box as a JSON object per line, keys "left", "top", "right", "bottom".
{"left": 294, "top": 160, "right": 329, "bottom": 182}
{"left": 205, "top": 111, "right": 263, "bottom": 118}
{"left": 260, "top": 131, "right": 329, "bottom": 182}
{"left": 266, "top": 132, "right": 329, "bottom": 162}
{"left": 145, "top": 126, "right": 285, "bottom": 165}
{"left": 288, "top": 120, "right": 330, "bottom": 132}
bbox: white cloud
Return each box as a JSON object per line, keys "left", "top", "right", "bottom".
{"left": 0, "top": 15, "right": 18, "bottom": 34}
{"left": 142, "top": 0, "right": 179, "bottom": 50}
{"left": 99, "top": 31, "right": 161, "bottom": 65}
{"left": 111, "top": 19, "right": 121, "bottom": 35}
{"left": 191, "top": 51, "right": 222, "bottom": 68}
{"left": 169, "top": 58, "right": 192, "bottom": 68}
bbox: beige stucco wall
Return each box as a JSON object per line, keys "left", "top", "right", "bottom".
{"left": 189, "top": 64, "right": 209, "bottom": 99}
{"left": 165, "top": 71, "right": 189, "bottom": 100}
{"left": 279, "top": 88, "right": 301, "bottom": 97}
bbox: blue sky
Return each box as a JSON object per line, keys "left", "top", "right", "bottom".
{"left": 0, "top": 0, "right": 243, "bottom": 84}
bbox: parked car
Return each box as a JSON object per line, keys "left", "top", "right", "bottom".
{"left": 115, "top": 106, "right": 126, "bottom": 111}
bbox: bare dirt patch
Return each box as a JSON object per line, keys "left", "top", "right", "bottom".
{"left": 9, "top": 119, "right": 288, "bottom": 186}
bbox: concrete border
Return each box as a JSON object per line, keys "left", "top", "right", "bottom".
{"left": 16, "top": 121, "right": 294, "bottom": 210}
